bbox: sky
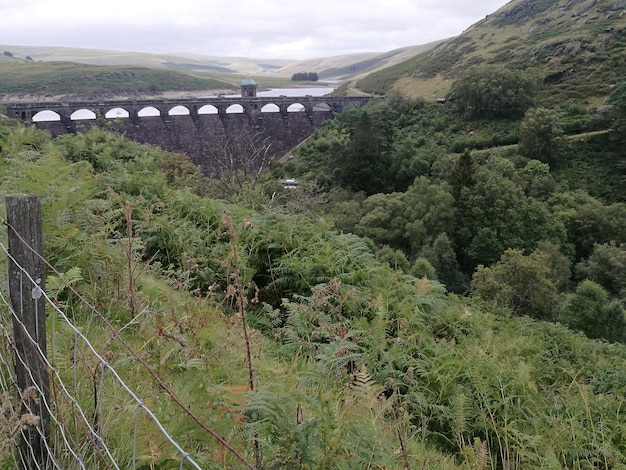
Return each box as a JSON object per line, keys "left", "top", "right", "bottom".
{"left": 1, "top": 0, "right": 511, "bottom": 60}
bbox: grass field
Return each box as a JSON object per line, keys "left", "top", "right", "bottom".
{"left": 0, "top": 61, "right": 237, "bottom": 96}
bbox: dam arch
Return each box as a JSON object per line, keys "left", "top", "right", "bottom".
{"left": 3, "top": 95, "right": 374, "bottom": 175}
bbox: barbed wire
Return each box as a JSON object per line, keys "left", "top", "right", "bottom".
{"left": 0, "top": 239, "right": 203, "bottom": 468}
{"left": 0, "top": 216, "right": 255, "bottom": 469}
{"left": 3, "top": 217, "right": 255, "bottom": 469}
{"left": 0, "top": 292, "right": 86, "bottom": 469}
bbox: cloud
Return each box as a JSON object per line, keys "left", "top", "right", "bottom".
{"left": 1, "top": 0, "right": 510, "bottom": 59}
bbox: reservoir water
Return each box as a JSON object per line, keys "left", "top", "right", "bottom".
{"left": 258, "top": 87, "right": 335, "bottom": 97}
{"left": 217, "top": 86, "right": 335, "bottom": 98}
{"left": 33, "top": 87, "right": 336, "bottom": 121}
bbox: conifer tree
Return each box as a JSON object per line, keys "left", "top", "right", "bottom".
{"left": 450, "top": 150, "right": 475, "bottom": 201}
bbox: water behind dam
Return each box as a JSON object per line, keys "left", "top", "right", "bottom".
{"left": 35, "top": 87, "right": 336, "bottom": 121}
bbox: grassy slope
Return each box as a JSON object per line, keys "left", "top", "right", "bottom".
{"left": 0, "top": 61, "right": 237, "bottom": 96}
{"left": 0, "top": 43, "right": 442, "bottom": 82}
{"left": 0, "top": 121, "right": 625, "bottom": 469}
{"left": 0, "top": 44, "right": 292, "bottom": 75}
{"left": 358, "top": 0, "right": 626, "bottom": 105}
{"left": 275, "top": 42, "right": 445, "bottom": 80}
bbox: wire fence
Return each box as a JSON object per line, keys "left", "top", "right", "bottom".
{"left": 0, "top": 198, "right": 256, "bottom": 469}
{"left": 0, "top": 238, "right": 206, "bottom": 469}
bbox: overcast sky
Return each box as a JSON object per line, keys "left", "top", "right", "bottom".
{"left": 2, "top": 0, "right": 511, "bottom": 60}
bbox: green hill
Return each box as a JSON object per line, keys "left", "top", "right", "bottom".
{"left": 358, "top": 0, "right": 626, "bottom": 106}
{"left": 0, "top": 119, "right": 625, "bottom": 469}
{"left": 0, "top": 44, "right": 292, "bottom": 75}
{"left": 0, "top": 43, "right": 440, "bottom": 84}
{"left": 275, "top": 42, "right": 444, "bottom": 81}
{"left": 0, "top": 60, "right": 236, "bottom": 97}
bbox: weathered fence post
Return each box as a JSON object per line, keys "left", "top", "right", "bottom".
{"left": 6, "top": 195, "right": 50, "bottom": 469}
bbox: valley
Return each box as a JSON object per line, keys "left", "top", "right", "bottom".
{"left": 1, "top": 0, "right": 625, "bottom": 468}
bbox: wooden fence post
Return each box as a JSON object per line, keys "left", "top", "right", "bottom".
{"left": 6, "top": 195, "right": 50, "bottom": 469}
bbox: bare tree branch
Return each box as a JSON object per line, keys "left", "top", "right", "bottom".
{"left": 207, "top": 129, "right": 273, "bottom": 197}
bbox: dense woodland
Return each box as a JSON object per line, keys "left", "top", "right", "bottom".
{"left": 0, "top": 59, "right": 625, "bottom": 467}
{"left": 283, "top": 68, "right": 626, "bottom": 315}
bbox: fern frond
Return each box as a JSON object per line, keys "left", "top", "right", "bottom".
{"left": 475, "top": 438, "right": 491, "bottom": 470}
{"left": 47, "top": 266, "right": 84, "bottom": 299}
{"left": 451, "top": 391, "right": 469, "bottom": 440}
{"left": 460, "top": 437, "right": 492, "bottom": 470}
{"left": 350, "top": 364, "right": 377, "bottom": 397}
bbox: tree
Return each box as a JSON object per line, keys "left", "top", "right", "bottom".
{"left": 448, "top": 66, "right": 541, "bottom": 119}
{"left": 386, "top": 89, "right": 426, "bottom": 115}
{"left": 449, "top": 149, "right": 476, "bottom": 200}
{"left": 575, "top": 242, "right": 626, "bottom": 298}
{"left": 410, "top": 257, "right": 437, "bottom": 279}
{"left": 325, "top": 195, "right": 363, "bottom": 235}
{"left": 336, "top": 111, "right": 392, "bottom": 194}
{"left": 456, "top": 167, "right": 566, "bottom": 270}
{"left": 518, "top": 107, "right": 563, "bottom": 168}
{"left": 534, "top": 241, "right": 572, "bottom": 293}
{"left": 388, "top": 137, "right": 439, "bottom": 192}
{"left": 471, "top": 249, "right": 558, "bottom": 320}
{"left": 421, "top": 233, "right": 467, "bottom": 293}
{"left": 335, "top": 101, "right": 397, "bottom": 149}
{"left": 293, "top": 128, "right": 347, "bottom": 190}
{"left": 206, "top": 129, "right": 273, "bottom": 197}
{"left": 355, "top": 192, "right": 407, "bottom": 250}
{"left": 291, "top": 72, "right": 319, "bottom": 81}
{"left": 560, "top": 280, "right": 626, "bottom": 343}
{"left": 520, "top": 160, "right": 556, "bottom": 199}
{"left": 551, "top": 192, "right": 626, "bottom": 261}
{"left": 403, "top": 176, "right": 456, "bottom": 257}
{"left": 378, "top": 246, "right": 411, "bottom": 272}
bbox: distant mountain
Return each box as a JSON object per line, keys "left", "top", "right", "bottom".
{"left": 0, "top": 43, "right": 441, "bottom": 82}
{"left": 357, "top": 0, "right": 626, "bottom": 105}
{"left": 0, "top": 45, "right": 293, "bottom": 75}
{"left": 274, "top": 42, "right": 445, "bottom": 80}
{"left": 13, "top": 0, "right": 626, "bottom": 105}
{"left": 0, "top": 60, "right": 239, "bottom": 99}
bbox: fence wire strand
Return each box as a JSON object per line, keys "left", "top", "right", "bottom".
{"left": 0, "top": 237, "right": 207, "bottom": 469}
{"left": 0, "top": 289, "right": 77, "bottom": 469}
{"left": 3, "top": 214, "right": 257, "bottom": 470}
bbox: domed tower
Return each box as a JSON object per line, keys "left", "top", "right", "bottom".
{"left": 241, "top": 76, "right": 257, "bottom": 97}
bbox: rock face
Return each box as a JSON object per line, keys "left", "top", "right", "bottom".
{"left": 494, "top": 0, "right": 556, "bottom": 27}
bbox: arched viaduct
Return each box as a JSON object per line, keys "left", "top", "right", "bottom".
{"left": 1, "top": 95, "right": 373, "bottom": 175}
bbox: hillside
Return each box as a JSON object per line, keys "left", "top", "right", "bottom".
{"left": 274, "top": 42, "right": 445, "bottom": 80}
{"left": 0, "top": 44, "right": 292, "bottom": 75}
{"left": 358, "top": 0, "right": 626, "bottom": 105}
{"left": 0, "top": 43, "right": 440, "bottom": 83}
{"left": 2, "top": 2, "right": 626, "bottom": 467}
{"left": 0, "top": 60, "right": 238, "bottom": 100}
{"left": 1, "top": 118, "right": 625, "bottom": 469}
{"left": 8, "top": 0, "right": 626, "bottom": 102}
{"left": 0, "top": 43, "right": 448, "bottom": 100}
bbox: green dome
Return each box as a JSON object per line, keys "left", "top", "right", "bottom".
{"left": 241, "top": 76, "right": 256, "bottom": 85}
